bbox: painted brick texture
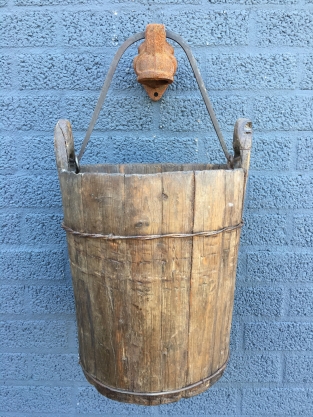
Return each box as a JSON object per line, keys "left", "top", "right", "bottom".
{"left": 0, "top": 12, "right": 58, "bottom": 47}
{"left": 1, "top": 0, "right": 312, "bottom": 416}
{"left": 0, "top": 249, "right": 66, "bottom": 280}
{"left": 242, "top": 388, "right": 313, "bottom": 416}
{"left": 0, "top": 386, "right": 73, "bottom": 413}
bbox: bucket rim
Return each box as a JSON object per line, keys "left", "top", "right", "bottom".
{"left": 58, "top": 163, "right": 244, "bottom": 176}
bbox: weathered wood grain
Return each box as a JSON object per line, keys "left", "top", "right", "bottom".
{"left": 80, "top": 163, "right": 228, "bottom": 174}
{"left": 187, "top": 170, "right": 226, "bottom": 384}
{"left": 61, "top": 172, "right": 95, "bottom": 376}
{"left": 81, "top": 174, "right": 127, "bottom": 388}
{"left": 160, "top": 171, "right": 194, "bottom": 391}
{"left": 211, "top": 169, "right": 244, "bottom": 373}
{"left": 233, "top": 118, "right": 253, "bottom": 192}
{"left": 54, "top": 119, "right": 74, "bottom": 172}
{"left": 81, "top": 164, "right": 120, "bottom": 173}
{"left": 124, "top": 173, "right": 163, "bottom": 393}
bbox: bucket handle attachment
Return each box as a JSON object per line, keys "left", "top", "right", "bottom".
{"left": 76, "top": 29, "right": 233, "bottom": 168}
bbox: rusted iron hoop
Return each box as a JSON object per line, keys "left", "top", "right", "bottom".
{"left": 61, "top": 221, "right": 243, "bottom": 240}
{"left": 77, "top": 30, "right": 232, "bottom": 166}
{"left": 82, "top": 354, "right": 229, "bottom": 397}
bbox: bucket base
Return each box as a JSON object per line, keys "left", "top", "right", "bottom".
{"left": 82, "top": 359, "right": 228, "bottom": 406}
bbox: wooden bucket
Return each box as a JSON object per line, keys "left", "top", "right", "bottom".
{"left": 54, "top": 118, "right": 252, "bottom": 405}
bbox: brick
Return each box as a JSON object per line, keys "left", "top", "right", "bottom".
{"left": 110, "top": 45, "right": 139, "bottom": 91}
{"left": 16, "top": 132, "right": 103, "bottom": 170}
{"left": 236, "top": 252, "right": 246, "bottom": 281}
{"left": 76, "top": 133, "right": 110, "bottom": 165}
{"left": 161, "top": 98, "right": 210, "bottom": 132}
{"left": 15, "top": 0, "right": 97, "bottom": 4}
{"left": 77, "top": 386, "right": 154, "bottom": 414}
{"left": 116, "top": 11, "right": 153, "bottom": 43}
{"left": 247, "top": 252, "right": 313, "bottom": 283}
{"left": 253, "top": 96, "right": 313, "bottom": 131}
{"left": 234, "top": 287, "right": 283, "bottom": 317}
{"left": 250, "top": 135, "right": 292, "bottom": 171}
{"left": 0, "top": 96, "right": 61, "bottom": 131}
{"left": 206, "top": 54, "right": 297, "bottom": 90}
{"left": 0, "top": 321, "right": 68, "bottom": 348}
{"left": 241, "top": 212, "right": 287, "bottom": 246}
{"left": 62, "top": 11, "right": 153, "bottom": 48}
{"left": 17, "top": 53, "right": 109, "bottom": 91}
{"left": 168, "top": 50, "right": 201, "bottom": 92}
{"left": 293, "top": 215, "right": 313, "bottom": 247}
{"left": 111, "top": 134, "right": 199, "bottom": 164}
{"left": 230, "top": 322, "right": 239, "bottom": 351}
{"left": 297, "top": 136, "right": 313, "bottom": 170}
{"left": 0, "top": 97, "right": 15, "bottom": 130}
{"left": 160, "top": 96, "right": 249, "bottom": 132}
{"left": 288, "top": 288, "right": 313, "bottom": 317}
{"left": 258, "top": 11, "right": 313, "bottom": 47}
{"left": 0, "top": 136, "right": 17, "bottom": 171}
{"left": 111, "top": 135, "right": 158, "bottom": 164}
{"left": 74, "top": 323, "right": 79, "bottom": 350}
{"left": 20, "top": 136, "right": 58, "bottom": 171}
{"left": 0, "top": 285, "right": 25, "bottom": 314}
{"left": 300, "top": 55, "right": 313, "bottom": 90}
{"left": 22, "top": 214, "right": 63, "bottom": 244}
{"left": 247, "top": 174, "right": 313, "bottom": 209}
{"left": 115, "top": 0, "right": 200, "bottom": 3}
{"left": 13, "top": 96, "right": 61, "bottom": 131}
{"left": 201, "top": 133, "right": 233, "bottom": 165}
{"left": 0, "top": 249, "right": 66, "bottom": 281}
{"left": 0, "top": 353, "right": 28, "bottom": 380}
{"left": 29, "top": 285, "right": 75, "bottom": 314}
{"left": 30, "top": 353, "right": 84, "bottom": 381}
{"left": 0, "top": 175, "right": 62, "bottom": 208}
{"left": 209, "top": 0, "right": 297, "bottom": 3}
{"left": 157, "top": 387, "right": 237, "bottom": 414}
{"left": 0, "top": 12, "right": 57, "bottom": 47}
{"left": 162, "top": 10, "right": 249, "bottom": 46}
{"left": 244, "top": 322, "right": 313, "bottom": 350}
{"left": 64, "top": 96, "right": 152, "bottom": 131}
{"left": 242, "top": 388, "right": 313, "bottom": 416}
{"left": 0, "top": 55, "right": 12, "bottom": 88}
{"left": 0, "top": 213, "right": 21, "bottom": 244}
{"left": 285, "top": 355, "right": 313, "bottom": 382}
{"left": 8, "top": 411, "right": 66, "bottom": 417}
{"left": 0, "top": 386, "right": 72, "bottom": 413}
{"left": 223, "top": 354, "right": 280, "bottom": 382}
{"left": 62, "top": 11, "right": 114, "bottom": 47}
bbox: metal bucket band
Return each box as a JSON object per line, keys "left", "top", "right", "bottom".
{"left": 61, "top": 221, "right": 243, "bottom": 241}
{"left": 82, "top": 354, "right": 229, "bottom": 397}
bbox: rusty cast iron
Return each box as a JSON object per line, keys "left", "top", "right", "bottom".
{"left": 133, "top": 24, "right": 177, "bottom": 101}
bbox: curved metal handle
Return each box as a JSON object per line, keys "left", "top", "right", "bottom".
{"left": 77, "top": 30, "right": 232, "bottom": 166}
{"left": 77, "top": 31, "right": 145, "bottom": 162}
{"left": 166, "top": 30, "right": 232, "bottom": 164}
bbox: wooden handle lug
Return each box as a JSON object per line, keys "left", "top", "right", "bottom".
{"left": 54, "top": 119, "right": 77, "bottom": 172}
{"left": 233, "top": 118, "right": 253, "bottom": 173}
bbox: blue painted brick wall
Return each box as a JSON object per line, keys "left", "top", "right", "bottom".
{"left": 1, "top": 0, "right": 313, "bottom": 415}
